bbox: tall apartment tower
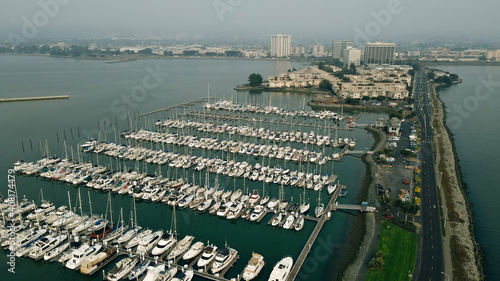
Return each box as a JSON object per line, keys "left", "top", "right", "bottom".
{"left": 271, "top": 34, "right": 291, "bottom": 57}
{"left": 363, "top": 42, "right": 396, "bottom": 65}
{"left": 343, "top": 47, "right": 362, "bottom": 66}
{"left": 332, "top": 40, "right": 354, "bottom": 60}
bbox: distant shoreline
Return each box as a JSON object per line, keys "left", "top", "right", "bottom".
{"left": 0, "top": 53, "right": 307, "bottom": 64}
{"left": 3, "top": 53, "right": 500, "bottom": 67}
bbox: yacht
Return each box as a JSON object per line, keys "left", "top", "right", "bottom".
{"left": 28, "top": 233, "right": 67, "bottom": 260}
{"left": 171, "top": 269, "right": 194, "bottom": 281}
{"left": 282, "top": 214, "right": 296, "bottom": 229}
{"left": 57, "top": 241, "right": 84, "bottom": 263}
{"left": 314, "top": 203, "right": 325, "bottom": 218}
{"left": 226, "top": 202, "right": 244, "bottom": 220}
{"left": 128, "top": 260, "right": 150, "bottom": 280}
{"left": 72, "top": 216, "right": 100, "bottom": 236}
{"left": 167, "top": 235, "right": 194, "bottom": 260}
{"left": 65, "top": 243, "right": 103, "bottom": 270}
{"left": 249, "top": 205, "right": 265, "bottom": 222}
{"left": 271, "top": 212, "right": 283, "bottom": 227}
{"left": 327, "top": 184, "right": 337, "bottom": 195}
{"left": 115, "top": 225, "right": 142, "bottom": 245}
{"left": 211, "top": 247, "right": 238, "bottom": 274}
{"left": 136, "top": 230, "right": 163, "bottom": 255}
{"left": 299, "top": 201, "right": 310, "bottom": 214}
{"left": 216, "top": 202, "right": 232, "bottom": 217}
{"left": 3, "top": 228, "right": 47, "bottom": 251}
{"left": 143, "top": 264, "right": 165, "bottom": 281}
{"left": 151, "top": 232, "right": 176, "bottom": 256}
{"left": 294, "top": 216, "right": 304, "bottom": 231}
{"left": 27, "top": 200, "right": 55, "bottom": 220}
{"left": 80, "top": 247, "right": 117, "bottom": 275}
{"left": 268, "top": 256, "right": 293, "bottom": 281}
{"left": 125, "top": 229, "right": 152, "bottom": 249}
{"left": 182, "top": 241, "right": 204, "bottom": 260}
{"left": 197, "top": 198, "right": 213, "bottom": 212}
{"left": 267, "top": 198, "right": 279, "bottom": 209}
{"left": 248, "top": 190, "right": 261, "bottom": 205}
{"left": 106, "top": 257, "right": 138, "bottom": 281}
{"left": 43, "top": 241, "right": 69, "bottom": 261}
{"left": 242, "top": 253, "right": 265, "bottom": 280}
{"left": 197, "top": 245, "right": 217, "bottom": 268}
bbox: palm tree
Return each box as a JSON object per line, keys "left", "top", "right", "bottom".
{"left": 393, "top": 198, "right": 403, "bottom": 217}
{"left": 409, "top": 203, "right": 420, "bottom": 222}
{"left": 401, "top": 201, "right": 412, "bottom": 223}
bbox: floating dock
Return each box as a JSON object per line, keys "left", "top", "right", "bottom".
{"left": 287, "top": 186, "right": 342, "bottom": 281}
{"left": 140, "top": 97, "right": 210, "bottom": 116}
{"left": 0, "top": 95, "right": 69, "bottom": 103}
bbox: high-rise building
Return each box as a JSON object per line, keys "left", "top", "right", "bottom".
{"left": 290, "top": 46, "right": 306, "bottom": 56}
{"left": 332, "top": 40, "right": 354, "bottom": 60}
{"left": 312, "top": 45, "right": 326, "bottom": 57}
{"left": 343, "top": 47, "right": 362, "bottom": 66}
{"left": 363, "top": 42, "right": 396, "bottom": 65}
{"left": 271, "top": 34, "right": 291, "bottom": 57}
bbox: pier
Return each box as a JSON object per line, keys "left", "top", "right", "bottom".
{"left": 287, "top": 186, "right": 342, "bottom": 281}
{"left": 0, "top": 95, "right": 69, "bottom": 103}
{"left": 140, "top": 97, "right": 210, "bottom": 117}
{"left": 181, "top": 111, "right": 338, "bottom": 131}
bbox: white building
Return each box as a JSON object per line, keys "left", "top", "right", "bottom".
{"left": 271, "top": 34, "right": 291, "bottom": 58}
{"left": 312, "top": 45, "right": 327, "bottom": 57}
{"left": 364, "top": 42, "right": 396, "bottom": 65}
{"left": 343, "top": 47, "right": 362, "bottom": 66}
{"left": 290, "top": 46, "right": 306, "bottom": 56}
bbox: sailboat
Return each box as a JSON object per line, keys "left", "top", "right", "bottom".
{"left": 299, "top": 186, "right": 310, "bottom": 214}
{"left": 167, "top": 205, "right": 194, "bottom": 260}
{"left": 314, "top": 191, "right": 325, "bottom": 218}
{"left": 116, "top": 198, "right": 143, "bottom": 245}
{"left": 89, "top": 192, "right": 113, "bottom": 239}
{"left": 102, "top": 207, "right": 129, "bottom": 243}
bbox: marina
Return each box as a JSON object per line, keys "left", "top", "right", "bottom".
{"left": 0, "top": 56, "right": 384, "bottom": 281}
{"left": 7, "top": 97, "right": 376, "bottom": 280}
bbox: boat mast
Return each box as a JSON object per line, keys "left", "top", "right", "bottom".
{"left": 78, "top": 188, "right": 83, "bottom": 216}
{"left": 67, "top": 191, "right": 72, "bottom": 213}
{"left": 88, "top": 190, "right": 93, "bottom": 216}
{"left": 133, "top": 197, "right": 137, "bottom": 228}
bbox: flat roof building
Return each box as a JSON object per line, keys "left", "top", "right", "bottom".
{"left": 364, "top": 42, "right": 396, "bottom": 65}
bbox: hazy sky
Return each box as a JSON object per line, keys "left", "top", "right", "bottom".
{"left": 1, "top": 0, "right": 498, "bottom": 43}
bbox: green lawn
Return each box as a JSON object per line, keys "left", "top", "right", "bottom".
{"left": 365, "top": 221, "right": 417, "bottom": 281}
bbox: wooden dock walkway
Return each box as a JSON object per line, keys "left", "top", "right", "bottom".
{"left": 181, "top": 111, "right": 338, "bottom": 131}
{"left": 287, "top": 186, "right": 342, "bottom": 281}
{"left": 140, "top": 97, "right": 210, "bottom": 117}
{"left": 0, "top": 95, "right": 69, "bottom": 103}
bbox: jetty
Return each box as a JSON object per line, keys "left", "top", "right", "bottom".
{"left": 0, "top": 95, "right": 68, "bottom": 103}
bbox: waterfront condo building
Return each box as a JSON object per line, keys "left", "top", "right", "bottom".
{"left": 363, "top": 42, "right": 396, "bottom": 65}
{"left": 343, "top": 47, "right": 362, "bottom": 66}
{"left": 332, "top": 40, "right": 354, "bottom": 60}
{"left": 271, "top": 34, "right": 291, "bottom": 58}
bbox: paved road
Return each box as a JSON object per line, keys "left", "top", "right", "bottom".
{"left": 413, "top": 70, "right": 445, "bottom": 281}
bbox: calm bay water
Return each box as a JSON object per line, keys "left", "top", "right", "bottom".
{"left": 0, "top": 55, "right": 385, "bottom": 281}
{"left": 433, "top": 65, "right": 500, "bottom": 278}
